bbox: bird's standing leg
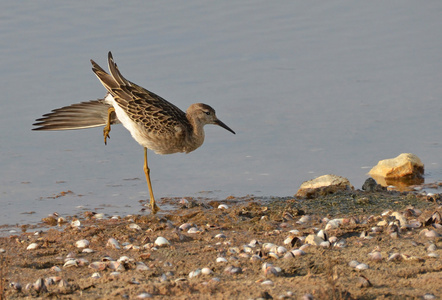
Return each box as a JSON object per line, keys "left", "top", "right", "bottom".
{"left": 144, "top": 147, "right": 160, "bottom": 214}
{"left": 103, "top": 107, "right": 115, "bottom": 145}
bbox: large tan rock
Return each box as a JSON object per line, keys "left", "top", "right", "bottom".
{"left": 296, "top": 174, "right": 354, "bottom": 198}
{"left": 368, "top": 153, "right": 424, "bottom": 180}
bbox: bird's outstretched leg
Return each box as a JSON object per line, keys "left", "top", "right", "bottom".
{"left": 103, "top": 107, "right": 115, "bottom": 145}
{"left": 144, "top": 147, "right": 160, "bottom": 214}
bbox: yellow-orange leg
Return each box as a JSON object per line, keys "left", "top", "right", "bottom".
{"left": 103, "top": 107, "right": 115, "bottom": 145}
{"left": 144, "top": 147, "right": 160, "bottom": 214}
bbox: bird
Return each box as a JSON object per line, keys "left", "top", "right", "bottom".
{"left": 33, "top": 52, "right": 235, "bottom": 214}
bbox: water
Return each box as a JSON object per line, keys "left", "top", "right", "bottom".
{"left": 1, "top": 1, "right": 441, "bottom": 226}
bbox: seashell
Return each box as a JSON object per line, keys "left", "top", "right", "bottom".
{"left": 107, "top": 238, "right": 121, "bottom": 249}
{"left": 224, "top": 266, "right": 242, "bottom": 274}
{"left": 27, "top": 243, "right": 39, "bottom": 250}
{"left": 387, "top": 253, "right": 401, "bottom": 261}
{"left": 262, "top": 243, "right": 276, "bottom": 251}
{"left": 423, "top": 293, "right": 436, "bottom": 300}
{"left": 71, "top": 219, "right": 81, "bottom": 227}
{"left": 391, "top": 212, "right": 407, "bottom": 227}
{"left": 82, "top": 248, "right": 94, "bottom": 253}
{"left": 111, "top": 215, "right": 120, "bottom": 220}
{"left": 48, "top": 276, "right": 61, "bottom": 283}
{"left": 58, "top": 279, "right": 69, "bottom": 288}
{"left": 261, "top": 280, "right": 274, "bottom": 286}
{"left": 317, "top": 230, "right": 328, "bottom": 241}
{"left": 187, "top": 227, "right": 202, "bottom": 234}
{"left": 328, "top": 236, "right": 338, "bottom": 244}
{"left": 107, "top": 261, "right": 125, "bottom": 271}
{"left": 0, "top": 248, "right": 5, "bottom": 253}
{"left": 264, "top": 266, "right": 279, "bottom": 276}
{"left": 33, "top": 278, "right": 47, "bottom": 293}
{"left": 218, "top": 204, "right": 229, "bottom": 210}
{"left": 369, "top": 251, "right": 382, "bottom": 262}
{"left": 216, "top": 257, "right": 228, "bottom": 263}
{"left": 283, "top": 252, "right": 295, "bottom": 259}
{"left": 289, "top": 229, "right": 300, "bottom": 235}
{"left": 117, "top": 256, "right": 132, "bottom": 263}
{"left": 51, "top": 266, "right": 62, "bottom": 272}
{"left": 215, "top": 233, "right": 227, "bottom": 239}
{"left": 291, "top": 249, "right": 306, "bottom": 256}
{"left": 128, "top": 223, "right": 142, "bottom": 230}
{"left": 348, "top": 260, "right": 360, "bottom": 268}
{"left": 228, "top": 247, "right": 240, "bottom": 254}
{"left": 154, "top": 237, "right": 170, "bottom": 247}
{"left": 276, "top": 246, "right": 287, "bottom": 254}
{"left": 44, "top": 278, "right": 54, "bottom": 287}
{"left": 77, "top": 258, "right": 89, "bottom": 266}
{"left": 355, "top": 263, "right": 369, "bottom": 270}
{"left": 201, "top": 267, "right": 213, "bottom": 275}
{"left": 89, "top": 261, "right": 107, "bottom": 271}
{"left": 334, "top": 239, "right": 347, "bottom": 248}
{"left": 358, "top": 275, "right": 372, "bottom": 288}
{"left": 299, "top": 244, "right": 311, "bottom": 251}
{"left": 136, "top": 261, "right": 150, "bottom": 271}
{"left": 136, "top": 292, "right": 153, "bottom": 298}
{"left": 268, "top": 252, "right": 279, "bottom": 259}
{"left": 94, "top": 213, "right": 105, "bottom": 220}
{"left": 425, "top": 230, "right": 440, "bottom": 238}
{"left": 319, "top": 241, "right": 330, "bottom": 248}
{"left": 75, "top": 239, "right": 90, "bottom": 248}
{"left": 250, "top": 255, "right": 262, "bottom": 262}
{"left": 243, "top": 245, "right": 253, "bottom": 253}
{"left": 427, "top": 252, "right": 439, "bottom": 258}
{"left": 57, "top": 217, "right": 66, "bottom": 225}
{"left": 427, "top": 244, "right": 437, "bottom": 252}
{"left": 239, "top": 253, "right": 250, "bottom": 259}
{"left": 406, "top": 220, "right": 421, "bottom": 229}
{"left": 305, "top": 234, "right": 324, "bottom": 246}
{"left": 189, "top": 269, "right": 201, "bottom": 278}
{"left": 325, "top": 220, "right": 340, "bottom": 230}
{"left": 249, "top": 239, "right": 260, "bottom": 247}
{"left": 179, "top": 223, "right": 193, "bottom": 230}
{"left": 110, "top": 272, "right": 120, "bottom": 276}
{"left": 10, "top": 281, "right": 22, "bottom": 292}
{"left": 63, "top": 259, "right": 78, "bottom": 268}
{"left": 297, "top": 215, "right": 312, "bottom": 224}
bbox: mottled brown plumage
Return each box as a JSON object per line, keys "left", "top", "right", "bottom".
{"left": 33, "top": 52, "right": 235, "bottom": 213}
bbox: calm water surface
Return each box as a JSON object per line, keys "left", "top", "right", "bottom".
{"left": 1, "top": 1, "right": 441, "bottom": 226}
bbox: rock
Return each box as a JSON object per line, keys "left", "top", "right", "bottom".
{"left": 362, "top": 178, "right": 386, "bottom": 192}
{"left": 296, "top": 174, "right": 354, "bottom": 198}
{"left": 368, "top": 153, "right": 424, "bottom": 180}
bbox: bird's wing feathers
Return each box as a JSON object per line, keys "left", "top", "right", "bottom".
{"left": 91, "top": 52, "right": 190, "bottom": 135}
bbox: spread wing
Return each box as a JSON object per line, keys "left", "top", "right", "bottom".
{"left": 90, "top": 52, "right": 190, "bottom": 135}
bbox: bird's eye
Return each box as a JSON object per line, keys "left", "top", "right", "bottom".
{"left": 205, "top": 111, "right": 211, "bottom": 115}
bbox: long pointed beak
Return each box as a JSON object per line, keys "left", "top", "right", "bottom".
{"left": 215, "top": 119, "right": 236, "bottom": 134}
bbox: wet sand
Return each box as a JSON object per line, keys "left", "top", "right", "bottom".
{"left": 1, "top": 191, "right": 441, "bottom": 299}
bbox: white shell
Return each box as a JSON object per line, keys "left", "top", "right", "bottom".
{"left": 154, "top": 237, "right": 170, "bottom": 247}
{"left": 26, "top": 243, "right": 39, "bottom": 250}
{"left": 215, "top": 233, "right": 227, "bottom": 239}
{"left": 63, "top": 259, "right": 78, "bottom": 268}
{"left": 216, "top": 257, "right": 228, "bottom": 263}
{"left": 107, "top": 238, "right": 121, "bottom": 249}
{"left": 71, "top": 220, "right": 81, "bottom": 227}
{"left": 136, "top": 262, "right": 150, "bottom": 271}
{"left": 82, "top": 248, "right": 95, "bottom": 253}
{"left": 355, "top": 263, "right": 369, "bottom": 270}
{"left": 261, "top": 280, "right": 274, "bottom": 285}
{"left": 128, "top": 223, "right": 142, "bottom": 230}
{"left": 189, "top": 269, "right": 201, "bottom": 278}
{"left": 218, "top": 204, "right": 229, "bottom": 209}
{"left": 187, "top": 227, "right": 201, "bottom": 234}
{"left": 75, "top": 239, "right": 90, "bottom": 248}
{"left": 136, "top": 293, "right": 153, "bottom": 299}
{"left": 348, "top": 260, "right": 360, "bottom": 268}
